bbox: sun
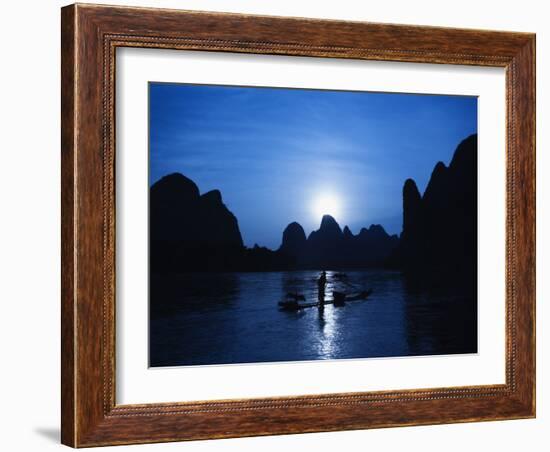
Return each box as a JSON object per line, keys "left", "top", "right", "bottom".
{"left": 312, "top": 193, "right": 342, "bottom": 220}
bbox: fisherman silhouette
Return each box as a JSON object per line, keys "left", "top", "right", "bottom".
{"left": 317, "top": 271, "right": 327, "bottom": 305}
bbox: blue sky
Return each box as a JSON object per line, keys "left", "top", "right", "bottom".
{"left": 150, "top": 83, "right": 477, "bottom": 249}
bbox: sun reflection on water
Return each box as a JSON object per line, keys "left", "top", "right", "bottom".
{"left": 314, "top": 272, "right": 341, "bottom": 359}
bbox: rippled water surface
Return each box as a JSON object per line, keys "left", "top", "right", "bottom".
{"left": 150, "top": 270, "right": 476, "bottom": 367}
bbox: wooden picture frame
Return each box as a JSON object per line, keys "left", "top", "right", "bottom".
{"left": 61, "top": 3, "right": 535, "bottom": 447}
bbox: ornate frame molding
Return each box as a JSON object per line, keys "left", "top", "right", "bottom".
{"left": 61, "top": 4, "right": 535, "bottom": 447}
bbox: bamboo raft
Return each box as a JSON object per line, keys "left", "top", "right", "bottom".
{"left": 278, "top": 289, "right": 373, "bottom": 311}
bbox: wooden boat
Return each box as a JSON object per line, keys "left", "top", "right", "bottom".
{"left": 278, "top": 289, "right": 373, "bottom": 311}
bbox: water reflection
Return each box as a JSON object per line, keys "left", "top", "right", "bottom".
{"left": 316, "top": 305, "right": 339, "bottom": 359}
{"left": 150, "top": 272, "right": 241, "bottom": 317}
{"left": 404, "top": 288, "right": 477, "bottom": 356}
{"left": 149, "top": 269, "right": 477, "bottom": 367}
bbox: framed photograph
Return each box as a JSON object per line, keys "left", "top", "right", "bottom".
{"left": 61, "top": 3, "right": 535, "bottom": 447}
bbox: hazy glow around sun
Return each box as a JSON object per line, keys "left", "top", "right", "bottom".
{"left": 312, "top": 193, "right": 342, "bottom": 221}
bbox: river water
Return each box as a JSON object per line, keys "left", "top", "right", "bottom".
{"left": 150, "top": 270, "right": 477, "bottom": 367}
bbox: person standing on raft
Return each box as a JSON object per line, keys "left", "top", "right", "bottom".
{"left": 317, "top": 271, "right": 327, "bottom": 306}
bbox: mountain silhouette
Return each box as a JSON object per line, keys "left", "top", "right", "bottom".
{"left": 151, "top": 132, "right": 476, "bottom": 277}
{"left": 311, "top": 215, "right": 343, "bottom": 239}
{"left": 399, "top": 133, "right": 477, "bottom": 290}
{"left": 150, "top": 174, "right": 399, "bottom": 273}
{"left": 306, "top": 215, "right": 345, "bottom": 267}
{"left": 279, "top": 222, "right": 307, "bottom": 265}
{"left": 279, "top": 215, "right": 398, "bottom": 269}
{"left": 150, "top": 173, "right": 244, "bottom": 272}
